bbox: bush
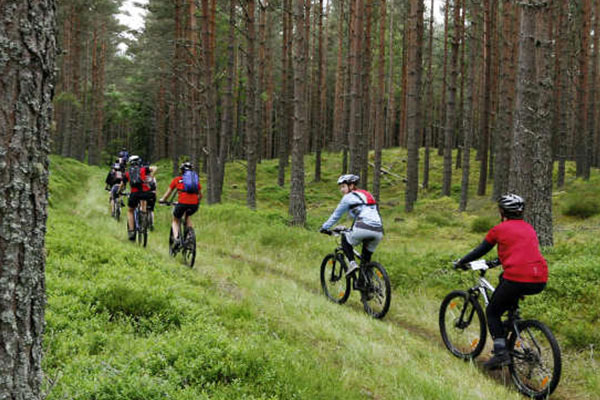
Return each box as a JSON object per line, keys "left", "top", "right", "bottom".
{"left": 470, "top": 216, "right": 495, "bottom": 233}
{"left": 562, "top": 197, "right": 600, "bottom": 219}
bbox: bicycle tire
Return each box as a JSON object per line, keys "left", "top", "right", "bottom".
{"left": 116, "top": 204, "right": 121, "bottom": 222}
{"left": 168, "top": 228, "right": 175, "bottom": 257}
{"left": 182, "top": 228, "right": 196, "bottom": 268}
{"left": 360, "top": 262, "right": 391, "bottom": 319}
{"left": 320, "top": 253, "right": 350, "bottom": 304}
{"left": 439, "top": 290, "right": 487, "bottom": 359}
{"left": 508, "top": 319, "right": 561, "bottom": 399}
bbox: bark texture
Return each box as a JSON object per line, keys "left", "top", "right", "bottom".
{"left": 0, "top": 0, "right": 57, "bottom": 398}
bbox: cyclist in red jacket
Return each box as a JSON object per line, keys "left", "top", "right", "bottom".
{"left": 159, "top": 162, "right": 202, "bottom": 249}
{"left": 456, "top": 194, "right": 548, "bottom": 369}
{"left": 119, "top": 155, "right": 157, "bottom": 241}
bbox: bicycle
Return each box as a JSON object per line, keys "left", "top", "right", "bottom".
{"left": 319, "top": 226, "right": 391, "bottom": 319}
{"left": 160, "top": 201, "right": 196, "bottom": 267}
{"left": 112, "top": 190, "right": 125, "bottom": 222}
{"left": 128, "top": 197, "right": 149, "bottom": 247}
{"left": 439, "top": 259, "right": 561, "bottom": 399}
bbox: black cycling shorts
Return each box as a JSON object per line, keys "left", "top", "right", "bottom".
{"left": 173, "top": 203, "right": 198, "bottom": 219}
{"left": 146, "top": 192, "right": 157, "bottom": 212}
{"left": 128, "top": 191, "right": 153, "bottom": 209}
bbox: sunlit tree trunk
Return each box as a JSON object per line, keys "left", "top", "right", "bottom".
{"left": 575, "top": 0, "right": 592, "bottom": 179}
{"left": 245, "top": 0, "right": 258, "bottom": 209}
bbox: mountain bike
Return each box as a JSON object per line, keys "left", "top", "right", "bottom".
{"left": 439, "top": 259, "right": 561, "bottom": 399}
{"left": 160, "top": 201, "right": 196, "bottom": 268}
{"left": 319, "top": 226, "right": 391, "bottom": 319}
{"left": 129, "top": 198, "right": 149, "bottom": 247}
{"left": 112, "top": 189, "right": 125, "bottom": 222}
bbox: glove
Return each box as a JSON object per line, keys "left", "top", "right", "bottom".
{"left": 453, "top": 259, "right": 468, "bottom": 270}
{"left": 319, "top": 227, "right": 331, "bottom": 235}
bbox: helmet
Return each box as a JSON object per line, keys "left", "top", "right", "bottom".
{"left": 179, "top": 161, "right": 193, "bottom": 172}
{"left": 113, "top": 163, "right": 120, "bottom": 170}
{"left": 498, "top": 193, "right": 525, "bottom": 215}
{"left": 337, "top": 174, "right": 360, "bottom": 185}
{"left": 128, "top": 155, "right": 141, "bottom": 166}
{"left": 121, "top": 147, "right": 127, "bottom": 151}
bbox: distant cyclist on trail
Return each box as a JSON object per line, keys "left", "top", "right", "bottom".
{"left": 119, "top": 155, "right": 157, "bottom": 241}
{"left": 105, "top": 162, "right": 124, "bottom": 215}
{"left": 319, "top": 174, "right": 384, "bottom": 277}
{"left": 117, "top": 147, "right": 129, "bottom": 170}
{"left": 455, "top": 194, "right": 548, "bottom": 370}
{"left": 158, "top": 161, "right": 202, "bottom": 250}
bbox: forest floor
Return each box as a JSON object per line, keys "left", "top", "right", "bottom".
{"left": 43, "top": 152, "right": 600, "bottom": 399}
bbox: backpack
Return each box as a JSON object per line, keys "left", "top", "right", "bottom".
{"left": 182, "top": 170, "right": 199, "bottom": 194}
{"left": 128, "top": 166, "right": 144, "bottom": 189}
{"left": 350, "top": 189, "right": 377, "bottom": 207}
{"left": 114, "top": 170, "right": 123, "bottom": 181}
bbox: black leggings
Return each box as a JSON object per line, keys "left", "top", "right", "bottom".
{"left": 487, "top": 277, "right": 546, "bottom": 339}
{"left": 341, "top": 234, "right": 373, "bottom": 265}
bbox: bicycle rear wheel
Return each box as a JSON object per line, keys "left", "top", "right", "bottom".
{"left": 508, "top": 319, "right": 561, "bottom": 399}
{"left": 360, "top": 262, "right": 391, "bottom": 319}
{"left": 320, "top": 253, "right": 350, "bottom": 304}
{"left": 137, "top": 212, "right": 147, "bottom": 247}
{"left": 182, "top": 228, "right": 196, "bottom": 268}
{"left": 168, "top": 228, "right": 175, "bottom": 257}
{"left": 115, "top": 203, "right": 121, "bottom": 222}
{"left": 439, "top": 290, "right": 486, "bottom": 359}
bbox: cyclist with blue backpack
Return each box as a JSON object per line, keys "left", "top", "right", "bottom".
{"left": 319, "top": 174, "right": 384, "bottom": 276}
{"left": 119, "top": 155, "right": 157, "bottom": 241}
{"left": 159, "top": 162, "right": 202, "bottom": 249}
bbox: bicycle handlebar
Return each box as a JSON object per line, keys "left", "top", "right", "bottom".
{"left": 454, "top": 258, "right": 501, "bottom": 271}
{"left": 159, "top": 200, "right": 179, "bottom": 206}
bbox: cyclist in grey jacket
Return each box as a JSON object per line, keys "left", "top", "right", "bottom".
{"left": 320, "top": 174, "right": 384, "bottom": 276}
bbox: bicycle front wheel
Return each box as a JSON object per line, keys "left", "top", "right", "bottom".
{"left": 320, "top": 253, "right": 350, "bottom": 304}
{"left": 508, "top": 319, "right": 561, "bottom": 399}
{"left": 182, "top": 228, "right": 196, "bottom": 268}
{"left": 360, "top": 262, "right": 391, "bottom": 319}
{"left": 439, "top": 290, "right": 486, "bottom": 359}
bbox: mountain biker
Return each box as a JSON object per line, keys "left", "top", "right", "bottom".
{"left": 455, "top": 193, "right": 548, "bottom": 370}
{"left": 105, "top": 162, "right": 124, "bottom": 215}
{"left": 117, "top": 147, "right": 129, "bottom": 170}
{"left": 158, "top": 161, "right": 202, "bottom": 249}
{"left": 119, "top": 155, "right": 157, "bottom": 241}
{"left": 319, "top": 174, "right": 384, "bottom": 277}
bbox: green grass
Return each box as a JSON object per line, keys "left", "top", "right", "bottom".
{"left": 43, "top": 152, "right": 600, "bottom": 399}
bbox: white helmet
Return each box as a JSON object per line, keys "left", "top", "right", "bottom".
{"left": 337, "top": 174, "right": 360, "bottom": 185}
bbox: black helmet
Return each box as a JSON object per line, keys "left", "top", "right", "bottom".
{"left": 498, "top": 193, "right": 525, "bottom": 215}
{"left": 337, "top": 174, "right": 360, "bottom": 185}
{"left": 128, "top": 155, "right": 141, "bottom": 166}
{"left": 179, "top": 161, "right": 193, "bottom": 172}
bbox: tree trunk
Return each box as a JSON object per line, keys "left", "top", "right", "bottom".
{"left": 509, "top": 0, "right": 553, "bottom": 246}
{"left": 492, "top": 0, "right": 517, "bottom": 200}
{"left": 373, "top": 0, "right": 386, "bottom": 201}
{"left": 477, "top": 0, "right": 493, "bottom": 195}
{"left": 423, "top": 0, "right": 434, "bottom": 190}
{"left": 289, "top": 0, "right": 307, "bottom": 225}
{"left": 245, "top": 0, "right": 258, "bottom": 209}
{"left": 332, "top": 0, "right": 346, "bottom": 152}
{"left": 442, "top": 0, "right": 460, "bottom": 196}
{"left": 314, "top": 0, "right": 324, "bottom": 182}
{"left": 575, "top": 0, "right": 592, "bottom": 179}
{"left": 278, "top": 0, "right": 293, "bottom": 187}
{"left": 0, "top": 0, "right": 57, "bottom": 397}
{"left": 405, "top": 0, "right": 424, "bottom": 212}
{"left": 348, "top": 0, "right": 364, "bottom": 175}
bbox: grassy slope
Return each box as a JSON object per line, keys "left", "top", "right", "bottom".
{"left": 44, "top": 152, "right": 599, "bottom": 399}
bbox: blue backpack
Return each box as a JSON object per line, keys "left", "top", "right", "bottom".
{"left": 182, "top": 170, "right": 199, "bottom": 194}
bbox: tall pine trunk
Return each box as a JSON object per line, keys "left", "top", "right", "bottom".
{"left": 0, "top": 0, "right": 57, "bottom": 397}
{"left": 509, "top": 0, "right": 553, "bottom": 246}
{"left": 405, "top": 0, "right": 424, "bottom": 212}
{"left": 245, "top": 0, "right": 258, "bottom": 209}
{"left": 373, "top": 0, "right": 386, "bottom": 201}
{"left": 290, "top": 0, "right": 308, "bottom": 225}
